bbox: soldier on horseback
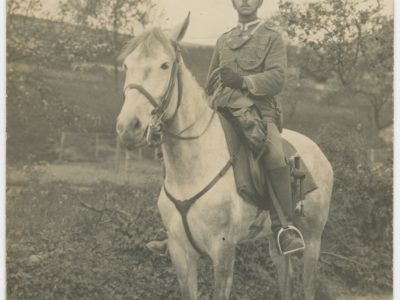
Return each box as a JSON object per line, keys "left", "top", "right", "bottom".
{"left": 205, "top": 0, "right": 304, "bottom": 255}
{"left": 147, "top": 0, "right": 305, "bottom": 256}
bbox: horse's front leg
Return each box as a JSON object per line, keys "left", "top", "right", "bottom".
{"left": 168, "top": 237, "right": 199, "bottom": 300}
{"left": 210, "top": 239, "right": 236, "bottom": 300}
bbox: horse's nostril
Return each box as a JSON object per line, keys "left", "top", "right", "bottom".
{"left": 130, "top": 118, "right": 141, "bottom": 130}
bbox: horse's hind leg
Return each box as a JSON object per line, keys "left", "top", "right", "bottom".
{"left": 268, "top": 237, "right": 294, "bottom": 300}
{"left": 168, "top": 238, "right": 199, "bottom": 300}
{"left": 211, "top": 242, "right": 236, "bottom": 300}
{"left": 302, "top": 237, "right": 322, "bottom": 300}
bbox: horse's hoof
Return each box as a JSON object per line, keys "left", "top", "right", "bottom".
{"left": 146, "top": 240, "right": 168, "bottom": 256}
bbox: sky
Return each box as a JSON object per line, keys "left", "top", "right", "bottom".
{"left": 35, "top": 0, "right": 394, "bottom": 45}
{"left": 158, "top": 0, "right": 394, "bottom": 45}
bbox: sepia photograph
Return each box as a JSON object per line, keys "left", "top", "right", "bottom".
{"left": 5, "top": 0, "right": 394, "bottom": 299}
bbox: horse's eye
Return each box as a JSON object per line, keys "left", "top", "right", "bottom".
{"left": 160, "top": 62, "right": 169, "bottom": 70}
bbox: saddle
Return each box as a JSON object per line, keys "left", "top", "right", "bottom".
{"left": 218, "top": 108, "right": 318, "bottom": 211}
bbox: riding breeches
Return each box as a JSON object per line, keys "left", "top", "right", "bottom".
{"left": 229, "top": 104, "right": 292, "bottom": 231}
{"left": 230, "top": 104, "right": 286, "bottom": 170}
{"left": 262, "top": 117, "right": 286, "bottom": 170}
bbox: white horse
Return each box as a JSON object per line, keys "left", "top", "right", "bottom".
{"left": 116, "top": 16, "right": 333, "bottom": 300}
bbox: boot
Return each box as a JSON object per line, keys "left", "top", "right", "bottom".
{"left": 267, "top": 166, "right": 304, "bottom": 255}
{"left": 146, "top": 239, "right": 168, "bottom": 256}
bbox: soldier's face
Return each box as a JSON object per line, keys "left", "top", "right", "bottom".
{"left": 232, "top": 0, "right": 263, "bottom": 16}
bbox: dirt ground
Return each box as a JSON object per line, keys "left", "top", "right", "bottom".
{"left": 7, "top": 159, "right": 163, "bottom": 187}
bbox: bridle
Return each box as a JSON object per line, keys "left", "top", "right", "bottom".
{"left": 121, "top": 40, "right": 236, "bottom": 256}
{"left": 123, "top": 43, "right": 217, "bottom": 147}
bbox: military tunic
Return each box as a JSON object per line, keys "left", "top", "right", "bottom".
{"left": 207, "top": 20, "right": 287, "bottom": 170}
{"left": 207, "top": 20, "right": 287, "bottom": 122}
{"left": 206, "top": 21, "right": 303, "bottom": 242}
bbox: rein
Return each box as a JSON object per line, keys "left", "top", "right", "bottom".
{"left": 122, "top": 42, "right": 227, "bottom": 256}
{"left": 162, "top": 109, "right": 217, "bottom": 141}
{"left": 123, "top": 53, "right": 180, "bottom": 120}
{"left": 123, "top": 44, "right": 218, "bottom": 146}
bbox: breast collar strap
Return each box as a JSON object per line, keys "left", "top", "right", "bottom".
{"left": 163, "top": 156, "right": 235, "bottom": 256}
{"left": 123, "top": 43, "right": 218, "bottom": 145}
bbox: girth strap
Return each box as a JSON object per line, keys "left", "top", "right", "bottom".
{"left": 164, "top": 157, "right": 234, "bottom": 255}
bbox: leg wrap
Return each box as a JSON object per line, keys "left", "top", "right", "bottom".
{"left": 266, "top": 166, "right": 293, "bottom": 233}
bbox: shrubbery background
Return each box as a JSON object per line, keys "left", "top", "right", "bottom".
{"left": 6, "top": 8, "right": 393, "bottom": 300}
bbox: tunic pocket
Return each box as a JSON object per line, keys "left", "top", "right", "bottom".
{"left": 238, "top": 59, "right": 263, "bottom": 72}
{"left": 257, "top": 39, "right": 272, "bottom": 59}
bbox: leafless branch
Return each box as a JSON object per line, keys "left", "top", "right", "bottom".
{"left": 320, "top": 251, "right": 369, "bottom": 268}
{"left": 78, "top": 199, "right": 134, "bottom": 225}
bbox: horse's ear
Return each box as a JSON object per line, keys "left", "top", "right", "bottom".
{"left": 169, "top": 12, "right": 190, "bottom": 42}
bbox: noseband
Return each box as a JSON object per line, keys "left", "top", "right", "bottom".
{"left": 123, "top": 45, "right": 183, "bottom": 146}
{"left": 122, "top": 40, "right": 234, "bottom": 256}
{"left": 123, "top": 43, "right": 218, "bottom": 147}
{"left": 123, "top": 53, "right": 182, "bottom": 121}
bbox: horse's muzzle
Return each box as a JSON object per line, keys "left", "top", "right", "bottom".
{"left": 116, "top": 119, "right": 145, "bottom": 149}
{"left": 118, "top": 131, "right": 145, "bottom": 150}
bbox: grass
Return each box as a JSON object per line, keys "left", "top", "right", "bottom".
{"left": 8, "top": 59, "right": 380, "bottom": 143}
{"left": 6, "top": 159, "right": 392, "bottom": 299}
{"left": 6, "top": 17, "right": 392, "bottom": 298}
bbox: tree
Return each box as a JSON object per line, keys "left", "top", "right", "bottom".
{"left": 60, "top": 0, "right": 160, "bottom": 89}
{"left": 352, "top": 16, "right": 393, "bottom": 129}
{"left": 279, "top": 0, "right": 393, "bottom": 129}
{"left": 7, "top": 0, "right": 42, "bottom": 16}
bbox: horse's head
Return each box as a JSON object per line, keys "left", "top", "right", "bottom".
{"left": 116, "top": 14, "right": 190, "bottom": 148}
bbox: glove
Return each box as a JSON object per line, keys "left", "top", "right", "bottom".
{"left": 220, "top": 66, "right": 244, "bottom": 89}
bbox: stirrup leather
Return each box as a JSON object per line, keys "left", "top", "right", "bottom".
{"left": 276, "top": 225, "right": 305, "bottom": 256}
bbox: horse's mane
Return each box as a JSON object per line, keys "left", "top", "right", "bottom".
{"left": 117, "top": 28, "right": 175, "bottom": 63}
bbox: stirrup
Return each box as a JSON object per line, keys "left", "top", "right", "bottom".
{"left": 276, "top": 225, "right": 305, "bottom": 256}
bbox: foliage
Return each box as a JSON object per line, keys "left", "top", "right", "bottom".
{"left": 279, "top": 0, "right": 393, "bottom": 129}
{"left": 314, "top": 123, "right": 392, "bottom": 291}
{"left": 59, "top": 0, "right": 161, "bottom": 89}
{"left": 7, "top": 124, "right": 393, "bottom": 299}
{"left": 6, "top": 15, "right": 214, "bottom": 163}
{"left": 6, "top": 177, "right": 279, "bottom": 299}
{"left": 351, "top": 16, "right": 394, "bottom": 129}
{"left": 6, "top": 68, "right": 100, "bottom": 162}
{"left": 7, "top": 14, "right": 128, "bottom": 68}
{"left": 287, "top": 45, "right": 332, "bottom": 83}
{"left": 7, "top": 179, "right": 174, "bottom": 299}
{"left": 6, "top": 97, "right": 392, "bottom": 295}
{"left": 59, "top": 0, "right": 155, "bottom": 34}
{"left": 6, "top": 7, "right": 393, "bottom": 297}
{"left": 7, "top": 0, "right": 42, "bottom": 16}
{"left": 279, "top": 0, "right": 378, "bottom": 85}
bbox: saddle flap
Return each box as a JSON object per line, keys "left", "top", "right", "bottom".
{"left": 218, "top": 108, "right": 318, "bottom": 210}
{"left": 218, "top": 108, "right": 268, "bottom": 209}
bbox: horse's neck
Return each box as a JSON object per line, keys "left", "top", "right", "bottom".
{"left": 162, "top": 65, "right": 230, "bottom": 192}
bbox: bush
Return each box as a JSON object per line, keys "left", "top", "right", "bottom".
{"left": 7, "top": 14, "right": 128, "bottom": 68}
{"left": 315, "top": 123, "right": 392, "bottom": 291}
{"left": 6, "top": 68, "right": 101, "bottom": 162}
